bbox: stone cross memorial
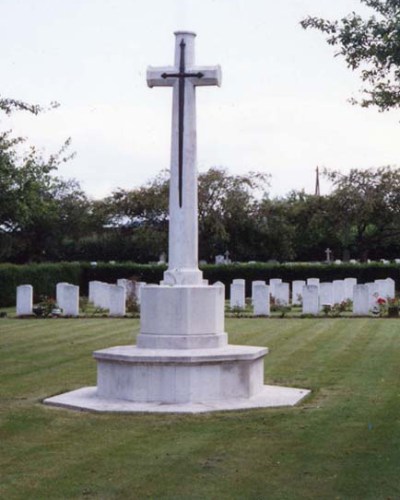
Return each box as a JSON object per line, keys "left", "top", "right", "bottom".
{"left": 44, "top": 31, "right": 309, "bottom": 413}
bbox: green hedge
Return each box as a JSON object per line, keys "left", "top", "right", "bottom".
{"left": 1, "top": 261, "right": 399, "bottom": 307}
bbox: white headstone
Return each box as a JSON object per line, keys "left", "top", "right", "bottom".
{"left": 302, "top": 285, "right": 319, "bottom": 315}
{"left": 367, "top": 282, "right": 380, "bottom": 309}
{"left": 319, "top": 282, "right": 334, "bottom": 308}
{"left": 136, "top": 281, "right": 147, "bottom": 305}
{"left": 269, "top": 278, "right": 282, "bottom": 298}
{"left": 89, "top": 281, "right": 102, "bottom": 306}
{"left": 307, "top": 278, "right": 320, "bottom": 288}
{"left": 344, "top": 278, "right": 357, "bottom": 301}
{"left": 56, "top": 282, "right": 69, "bottom": 306}
{"left": 353, "top": 285, "right": 370, "bottom": 315}
{"left": 215, "top": 255, "right": 225, "bottom": 265}
{"left": 333, "top": 280, "right": 345, "bottom": 304}
{"left": 253, "top": 283, "right": 270, "bottom": 316}
{"left": 292, "top": 280, "right": 306, "bottom": 305}
{"left": 374, "top": 278, "right": 395, "bottom": 300}
{"left": 109, "top": 285, "right": 126, "bottom": 316}
{"left": 275, "top": 282, "right": 289, "bottom": 306}
{"left": 16, "top": 285, "right": 33, "bottom": 316}
{"left": 230, "top": 279, "right": 245, "bottom": 309}
{"left": 385, "top": 278, "right": 395, "bottom": 299}
{"left": 252, "top": 280, "right": 266, "bottom": 304}
{"left": 117, "top": 279, "right": 136, "bottom": 300}
{"left": 61, "top": 285, "right": 79, "bottom": 316}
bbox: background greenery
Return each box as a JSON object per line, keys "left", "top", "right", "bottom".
{"left": 1, "top": 261, "right": 400, "bottom": 307}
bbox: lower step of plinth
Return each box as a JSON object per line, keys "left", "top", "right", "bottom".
{"left": 43, "top": 344, "right": 311, "bottom": 413}
{"left": 43, "top": 385, "right": 310, "bottom": 413}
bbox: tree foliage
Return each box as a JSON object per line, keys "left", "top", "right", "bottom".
{"left": 301, "top": 0, "right": 400, "bottom": 110}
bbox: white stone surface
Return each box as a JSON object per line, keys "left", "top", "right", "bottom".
{"left": 16, "top": 285, "right": 33, "bottom": 316}
{"left": 251, "top": 280, "right": 266, "bottom": 304}
{"left": 292, "top": 280, "right": 306, "bottom": 305}
{"left": 367, "top": 282, "right": 380, "bottom": 309}
{"left": 375, "top": 278, "right": 395, "bottom": 300}
{"left": 117, "top": 279, "right": 136, "bottom": 300}
{"left": 230, "top": 279, "right": 245, "bottom": 309}
{"left": 274, "top": 282, "right": 289, "bottom": 306}
{"left": 385, "top": 278, "right": 395, "bottom": 299}
{"left": 137, "top": 283, "right": 226, "bottom": 349}
{"left": 269, "top": 278, "right": 282, "bottom": 298}
{"left": 148, "top": 31, "right": 221, "bottom": 286}
{"left": 344, "top": 278, "right": 357, "bottom": 301}
{"left": 333, "top": 280, "right": 345, "bottom": 304}
{"left": 56, "top": 282, "right": 69, "bottom": 307}
{"left": 93, "top": 345, "right": 267, "bottom": 404}
{"left": 88, "top": 281, "right": 102, "bottom": 307}
{"left": 136, "top": 281, "right": 146, "bottom": 305}
{"left": 319, "top": 282, "right": 333, "bottom": 308}
{"left": 253, "top": 283, "right": 270, "bottom": 316}
{"left": 61, "top": 284, "right": 79, "bottom": 317}
{"left": 302, "top": 285, "right": 319, "bottom": 315}
{"left": 307, "top": 278, "right": 320, "bottom": 289}
{"left": 353, "top": 284, "right": 370, "bottom": 316}
{"left": 44, "top": 384, "right": 310, "bottom": 413}
{"left": 109, "top": 285, "right": 126, "bottom": 317}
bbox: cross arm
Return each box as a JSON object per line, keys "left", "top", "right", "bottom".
{"left": 147, "top": 66, "right": 176, "bottom": 88}
{"left": 193, "top": 65, "right": 222, "bottom": 87}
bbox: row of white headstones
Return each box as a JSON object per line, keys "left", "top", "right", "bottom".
{"left": 15, "top": 276, "right": 395, "bottom": 317}
{"left": 15, "top": 279, "right": 147, "bottom": 317}
{"left": 230, "top": 277, "right": 396, "bottom": 315}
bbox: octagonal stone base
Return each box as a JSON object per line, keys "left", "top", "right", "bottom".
{"left": 43, "top": 344, "right": 310, "bottom": 413}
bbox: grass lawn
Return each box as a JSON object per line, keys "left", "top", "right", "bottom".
{"left": 1, "top": 317, "right": 399, "bottom": 499}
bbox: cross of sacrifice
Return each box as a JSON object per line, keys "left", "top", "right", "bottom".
{"left": 147, "top": 32, "right": 221, "bottom": 285}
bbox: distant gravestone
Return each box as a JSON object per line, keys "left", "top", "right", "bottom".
{"left": 253, "top": 283, "right": 270, "bottom": 316}
{"left": 333, "top": 280, "right": 345, "bottom": 304}
{"left": 325, "top": 248, "right": 332, "bottom": 262}
{"left": 215, "top": 255, "right": 225, "bottom": 265}
{"left": 56, "top": 282, "right": 69, "bottom": 307}
{"left": 385, "top": 278, "right": 395, "bottom": 299}
{"left": 292, "top": 280, "right": 306, "bottom": 305}
{"left": 117, "top": 279, "right": 136, "bottom": 300}
{"left": 375, "top": 279, "right": 390, "bottom": 299}
{"left": 16, "top": 285, "right": 33, "bottom": 316}
{"left": 230, "top": 279, "right": 245, "bottom": 309}
{"left": 319, "top": 282, "right": 334, "bottom": 308}
{"left": 344, "top": 278, "right": 357, "bottom": 301}
{"left": 302, "top": 285, "right": 319, "bottom": 315}
{"left": 269, "top": 278, "right": 282, "bottom": 298}
{"left": 353, "top": 285, "right": 370, "bottom": 316}
{"left": 61, "top": 285, "right": 79, "bottom": 316}
{"left": 251, "top": 280, "right": 266, "bottom": 304}
{"left": 136, "top": 282, "right": 147, "bottom": 305}
{"left": 275, "top": 282, "right": 289, "bottom": 306}
{"left": 89, "top": 281, "right": 102, "bottom": 306}
{"left": 367, "top": 282, "right": 380, "bottom": 309}
{"left": 109, "top": 285, "right": 126, "bottom": 316}
{"left": 158, "top": 252, "right": 167, "bottom": 265}
{"left": 307, "top": 278, "right": 320, "bottom": 291}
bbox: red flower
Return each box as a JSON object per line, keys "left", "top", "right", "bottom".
{"left": 377, "top": 297, "right": 386, "bottom": 305}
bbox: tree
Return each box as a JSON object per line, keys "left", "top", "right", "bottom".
{"left": 0, "top": 96, "right": 96, "bottom": 262}
{"left": 301, "top": 0, "right": 400, "bottom": 110}
{"left": 198, "top": 168, "right": 270, "bottom": 261}
{"left": 323, "top": 166, "right": 400, "bottom": 259}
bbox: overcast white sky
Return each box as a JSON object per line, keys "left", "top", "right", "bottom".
{"left": 1, "top": 0, "right": 398, "bottom": 199}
